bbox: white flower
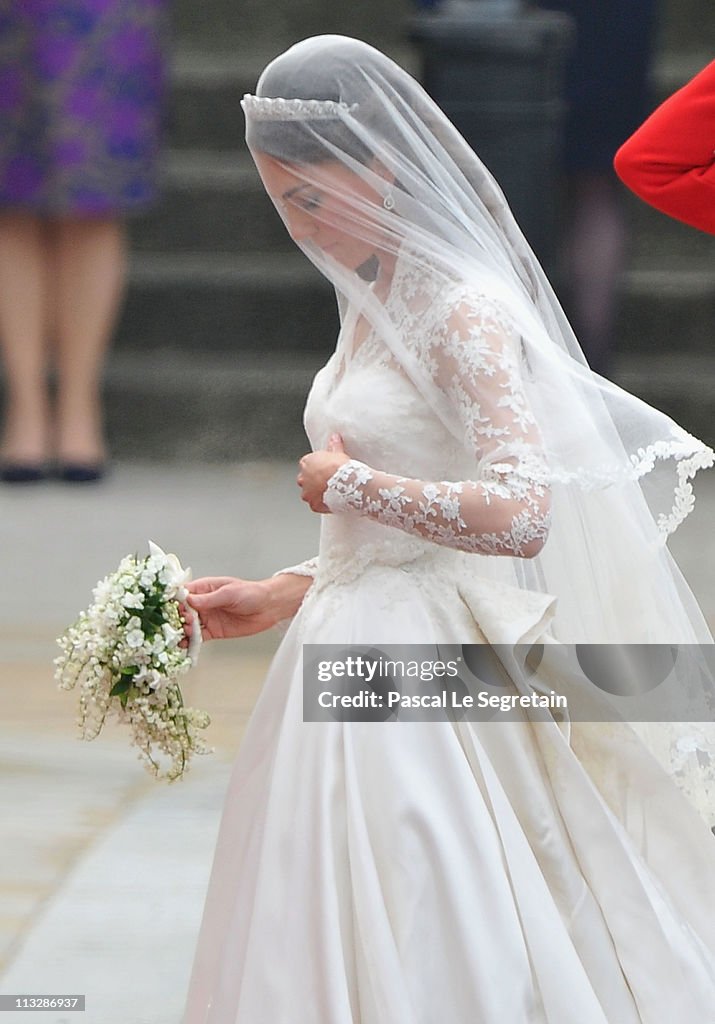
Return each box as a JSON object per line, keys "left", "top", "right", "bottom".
{"left": 55, "top": 541, "right": 208, "bottom": 782}
{"left": 92, "top": 578, "right": 112, "bottom": 604}
{"left": 148, "top": 541, "right": 192, "bottom": 597}
{"left": 162, "top": 622, "right": 183, "bottom": 646}
{"left": 151, "top": 633, "right": 167, "bottom": 655}
{"left": 136, "top": 667, "right": 163, "bottom": 689}
{"left": 125, "top": 629, "right": 145, "bottom": 649}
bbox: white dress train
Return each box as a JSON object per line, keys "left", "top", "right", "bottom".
{"left": 182, "top": 323, "right": 715, "bottom": 1023}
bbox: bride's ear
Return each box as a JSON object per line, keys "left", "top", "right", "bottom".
{"left": 368, "top": 156, "right": 397, "bottom": 186}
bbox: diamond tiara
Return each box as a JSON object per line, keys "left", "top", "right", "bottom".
{"left": 241, "top": 95, "right": 358, "bottom": 121}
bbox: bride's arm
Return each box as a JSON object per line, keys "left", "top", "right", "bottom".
{"left": 323, "top": 456, "right": 550, "bottom": 558}
{"left": 186, "top": 572, "right": 312, "bottom": 640}
{"left": 310, "top": 299, "right": 552, "bottom": 559}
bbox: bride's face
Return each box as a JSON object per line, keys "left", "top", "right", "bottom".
{"left": 253, "top": 152, "right": 390, "bottom": 272}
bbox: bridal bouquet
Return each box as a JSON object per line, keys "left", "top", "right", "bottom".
{"left": 54, "top": 542, "right": 212, "bottom": 782}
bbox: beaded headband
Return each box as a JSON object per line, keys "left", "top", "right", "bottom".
{"left": 241, "top": 94, "right": 359, "bottom": 121}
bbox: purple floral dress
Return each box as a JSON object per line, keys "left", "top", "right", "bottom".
{"left": 0, "top": 0, "right": 167, "bottom": 216}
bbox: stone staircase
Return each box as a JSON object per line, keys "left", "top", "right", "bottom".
{"left": 106, "top": 1, "right": 715, "bottom": 459}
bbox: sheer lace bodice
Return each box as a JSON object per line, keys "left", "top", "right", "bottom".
{"left": 303, "top": 256, "right": 552, "bottom": 580}
{"left": 292, "top": 260, "right": 715, "bottom": 827}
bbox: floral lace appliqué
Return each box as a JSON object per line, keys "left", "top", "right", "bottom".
{"left": 325, "top": 459, "right": 551, "bottom": 559}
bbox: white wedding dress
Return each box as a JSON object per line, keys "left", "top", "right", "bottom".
{"left": 182, "top": 273, "right": 715, "bottom": 1022}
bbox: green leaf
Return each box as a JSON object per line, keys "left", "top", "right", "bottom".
{"left": 118, "top": 684, "right": 138, "bottom": 709}
{"left": 110, "top": 678, "right": 132, "bottom": 697}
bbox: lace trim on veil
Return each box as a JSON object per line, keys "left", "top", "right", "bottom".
{"left": 637, "top": 443, "right": 714, "bottom": 537}
{"left": 543, "top": 439, "right": 712, "bottom": 538}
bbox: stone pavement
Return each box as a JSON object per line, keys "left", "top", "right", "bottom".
{"left": 0, "top": 461, "right": 713, "bottom": 1024}
{"left": 0, "top": 462, "right": 318, "bottom": 1024}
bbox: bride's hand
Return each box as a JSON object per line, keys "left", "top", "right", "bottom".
{"left": 184, "top": 575, "right": 309, "bottom": 641}
{"left": 298, "top": 433, "right": 351, "bottom": 513}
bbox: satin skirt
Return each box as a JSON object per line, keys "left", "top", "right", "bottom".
{"left": 182, "top": 560, "right": 715, "bottom": 1023}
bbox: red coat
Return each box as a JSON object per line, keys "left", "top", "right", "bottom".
{"left": 614, "top": 60, "right": 715, "bottom": 234}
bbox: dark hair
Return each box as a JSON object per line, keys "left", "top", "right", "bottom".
{"left": 247, "top": 46, "right": 375, "bottom": 164}
{"left": 248, "top": 118, "right": 373, "bottom": 166}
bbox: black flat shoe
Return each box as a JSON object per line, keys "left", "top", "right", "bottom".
{"left": 56, "top": 462, "right": 108, "bottom": 484}
{"left": 1, "top": 463, "right": 50, "bottom": 484}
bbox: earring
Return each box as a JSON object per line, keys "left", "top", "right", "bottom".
{"left": 383, "top": 191, "right": 395, "bottom": 211}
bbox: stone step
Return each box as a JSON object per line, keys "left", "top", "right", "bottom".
{"left": 129, "top": 151, "right": 293, "bottom": 255}
{"left": 2, "top": 346, "right": 711, "bottom": 462}
{"left": 117, "top": 253, "right": 337, "bottom": 353}
{"left": 610, "top": 351, "right": 715, "bottom": 450}
{"left": 172, "top": 0, "right": 409, "bottom": 53}
{"left": 654, "top": 50, "right": 713, "bottom": 104}
{"left": 659, "top": 0, "right": 715, "bottom": 55}
{"left": 168, "top": 51, "right": 256, "bottom": 155}
{"left": 169, "top": 0, "right": 711, "bottom": 62}
{"left": 97, "top": 349, "right": 715, "bottom": 461}
{"left": 618, "top": 267, "right": 715, "bottom": 356}
{"left": 116, "top": 252, "right": 715, "bottom": 356}
{"left": 102, "top": 350, "right": 325, "bottom": 461}
{"left": 624, "top": 191, "right": 715, "bottom": 267}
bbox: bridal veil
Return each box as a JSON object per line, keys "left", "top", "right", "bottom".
{"left": 240, "top": 35, "right": 714, "bottom": 807}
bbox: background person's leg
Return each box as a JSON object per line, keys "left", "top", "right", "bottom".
{"left": 0, "top": 212, "right": 52, "bottom": 471}
{"left": 51, "top": 217, "right": 127, "bottom": 470}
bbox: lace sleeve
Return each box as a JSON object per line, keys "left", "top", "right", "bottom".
{"left": 324, "top": 297, "right": 552, "bottom": 558}
{"left": 273, "top": 557, "right": 319, "bottom": 579}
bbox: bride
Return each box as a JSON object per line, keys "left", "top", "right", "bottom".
{"left": 181, "top": 35, "right": 715, "bottom": 1022}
